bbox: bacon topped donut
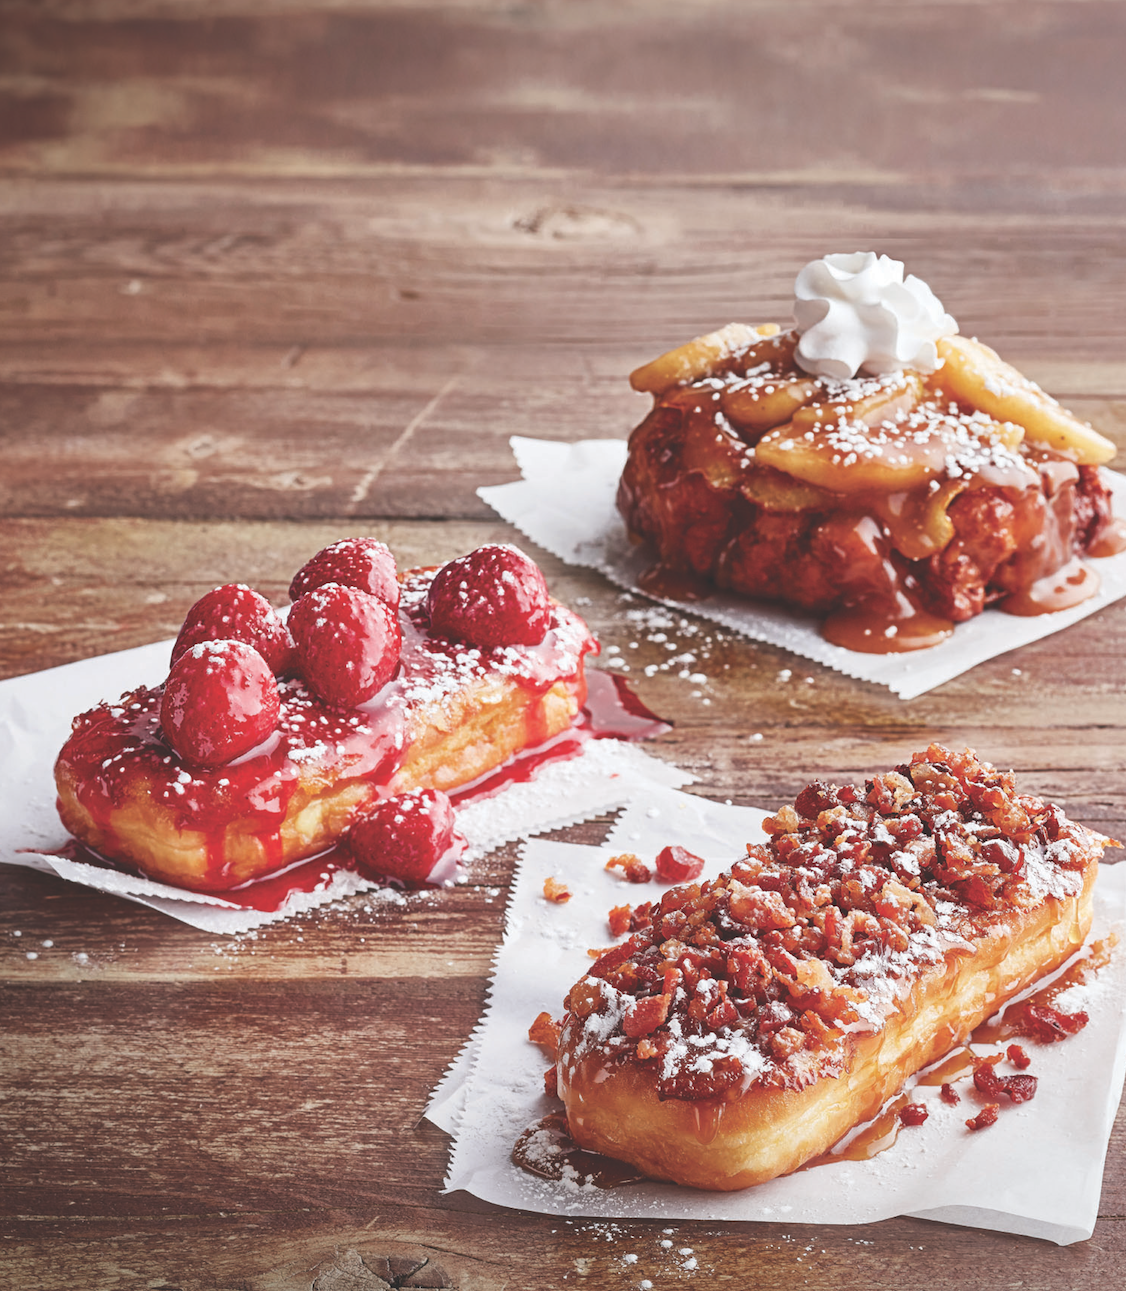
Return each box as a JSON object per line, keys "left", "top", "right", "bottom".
{"left": 555, "top": 746, "right": 1111, "bottom": 1190}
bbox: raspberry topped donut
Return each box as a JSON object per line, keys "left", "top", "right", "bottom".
{"left": 54, "top": 542, "right": 596, "bottom": 891}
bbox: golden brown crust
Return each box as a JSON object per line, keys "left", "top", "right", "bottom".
{"left": 556, "top": 746, "right": 1110, "bottom": 1190}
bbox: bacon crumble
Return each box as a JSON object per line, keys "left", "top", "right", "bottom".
{"left": 543, "top": 877, "right": 572, "bottom": 904}
{"left": 560, "top": 746, "right": 1104, "bottom": 1103}
{"left": 605, "top": 853, "right": 654, "bottom": 884}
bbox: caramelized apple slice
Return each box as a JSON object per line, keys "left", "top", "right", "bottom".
{"left": 722, "top": 375, "right": 820, "bottom": 436}
{"left": 870, "top": 478, "right": 966, "bottom": 561}
{"left": 630, "top": 323, "right": 781, "bottom": 395}
{"left": 789, "top": 371, "right": 926, "bottom": 434}
{"left": 756, "top": 375, "right": 935, "bottom": 494}
{"left": 739, "top": 464, "right": 835, "bottom": 513}
{"left": 757, "top": 374, "right": 1025, "bottom": 497}
{"left": 934, "top": 335, "right": 1116, "bottom": 465}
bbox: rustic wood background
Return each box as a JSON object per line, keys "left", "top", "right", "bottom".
{"left": 3, "top": 2, "right": 1126, "bottom": 1288}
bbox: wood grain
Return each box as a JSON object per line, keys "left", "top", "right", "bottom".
{"left": 3, "top": 0, "right": 1126, "bottom": 188}
{"left": 4, "top": 2, "right": 1126, "bottom": 1287}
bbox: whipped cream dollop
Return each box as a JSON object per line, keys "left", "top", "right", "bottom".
{"left": 792, "top": 252, "right": 958, "bottom": 381}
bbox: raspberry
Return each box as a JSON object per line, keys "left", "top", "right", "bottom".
{"left": 171, "top": 583, "right": 295, "bottom": 676}
{"left": 347, "top": 788, "right": 457, "bottom": 884}
{"left": 160, "top": 640, "right": 281, "bottom": 768}
{"left": 655, "top": 845, "right": 706, "bottom": 883}
{"left": 427, "top": 544, "right": 551, "bottom": 649}
{"left": 290, "top": 537, "right": 399, "bottom": 609}
{"left": 288, "top": 582, "right": 402, "bottom": 708}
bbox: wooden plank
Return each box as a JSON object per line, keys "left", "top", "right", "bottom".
{"left": 4, "top": 1, "right": 1126, "bottom": 1281}
{"left": 0, "top": 359, "right": 1120, "bottom": 521}
{"left": 2, "top": 1208, "right": 1122, "bottom": 1291}
{"left": 2, "top": 1, "right": 1126, "bottom": 191}
{"left": 2, "top": 178, "right": 1126, "bottom": 357}
{"left": 0, "top": 349, "right": 646, "bottom": 521}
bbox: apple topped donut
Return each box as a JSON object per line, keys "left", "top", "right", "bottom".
{"left": 619, "top": 253, "right": 1124, "bottom": 652}
{"left": 54, "top": 540, "right": 595, "bottom": 891}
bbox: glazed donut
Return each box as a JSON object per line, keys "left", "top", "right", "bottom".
{"left": 556, "top": 746, "right": 1110, "bottom": 1190}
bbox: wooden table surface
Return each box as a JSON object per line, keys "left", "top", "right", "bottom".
{"left": 3, "top": 3, "right": 1126, "bottom": 1288}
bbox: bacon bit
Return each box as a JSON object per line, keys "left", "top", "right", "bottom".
{"left": 966, "top": 1103, "right": 1000, "bottom": 1131}
{"left": 605, "top": 853, "right": 653, "bottom": 883}
{"left": 543, "top": 1066, "right": 559, "bottom": 1098}
{"left": 655, "top": 844, "right": 706, "bottom": 883}
{"left": 588, "top": 937, "right": 643, "bottom": 976}
{"left": 623, "top": 993, "right": 671, "bottom": 1038}
{"left": 940, "top": 1083, "right": 960, "bottom": 1105}
{"left": 543, "top": 876, "right": 571, "bottom": 903}
{"left": 974, "top": 1061, "right": 1038, "bottom": 1104}
{"left": 727, "top": 944, "right": 770, "bottom": 994}
{"left": 768, "top": 1025, "right": 806, "bottom": 1061}
{"left": 1006, "top": 1043, "right": 1031, "bottom": 1070}
{"left": 1019, "top": 1002, "right": 1089, "bottom": 1043}
{"left": 706, "top": 998, "right": 738, "bottom": 1030}
{"left": 729, "top": 881, "right": 797, "bottom": 930}
{"left": 630, "top": 901, "right": 654, "bottom": 931}
{"left": 608, "top": 904, "right": 632, "bottom": 937}
{"left": 899, "top": 1102, "right": 928, "bottom": 1127}
{"left": 528, "top": 1010, "right": 562, "bottom": 1059}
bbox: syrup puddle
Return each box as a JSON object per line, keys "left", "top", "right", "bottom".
{"left": 798, "top": 1095, "right": 915, "bottom": 1171}
{"left": 41, "top": 670, "right": 670, "bottom": 914}
{"left": 511, "top": 1112, "right": 648, "bottom": 1189}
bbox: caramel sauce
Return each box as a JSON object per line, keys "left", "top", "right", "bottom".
{"left": 798, "top": 1094, "right": 913, "bottom": 1170}
{"left": 915, "top": 1046, "right": 983, "bottom": 1086}
{"left": 1088, "top": 517, "right": 1126, "bottom": 558}
{"left": 972, "top": 935, "right": 1116, "bottom": 1044}
{"left": 998, "top": 556, "right": 1100, "bottom": 616}
{"left": 512, "top": 1113, "right": 647, "bottom": 1189}
{"left": 822, "top": 594, "right": 955, "bottom": 654}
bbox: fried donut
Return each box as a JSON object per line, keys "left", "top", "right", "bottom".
{"left": 55, "top": 563, "right": 595, "bottom": 891}
{"left": 556, "top": 746, "right": 1111, "bottom": 1190}
{"left": 619, "top": 323, "right": 1123, "bottom": 652}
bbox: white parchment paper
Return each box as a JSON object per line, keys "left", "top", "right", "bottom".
{"left": 434, "top": 788, "right": 1126, "bottom": 1245}
{"left": 0, "top": 646, "right": 693, "bottom": 935}
{"left": 479, "top": 437, "right": 1126, "bottom": 700}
